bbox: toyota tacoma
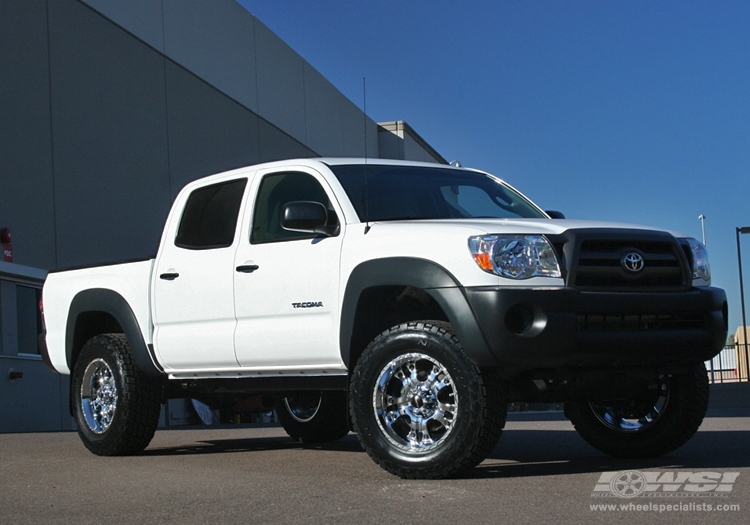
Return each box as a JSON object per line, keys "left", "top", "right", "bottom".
{"left": 39, "top": 158, "right": 727, "bottom": 479}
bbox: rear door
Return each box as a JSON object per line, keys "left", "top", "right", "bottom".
{"left": 152, "top": 177, "right": 249, "bottom": 370}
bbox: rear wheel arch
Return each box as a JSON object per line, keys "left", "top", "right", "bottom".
{"left": 340, "top": 258, "right": 497, "bottom": 371}
{"left": 66, "top": 289, "right": 163, "bottom": 379}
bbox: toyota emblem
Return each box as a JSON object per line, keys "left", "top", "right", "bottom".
{"left": 621, "top": 252, "right": 645, "bottom": 273}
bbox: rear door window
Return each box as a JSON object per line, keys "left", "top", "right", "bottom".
{"left": 175, "top": 178, "right": 247, "bottom": 249}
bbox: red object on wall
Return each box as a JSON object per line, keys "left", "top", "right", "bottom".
{"left": 1, "top": 228, "right": 12, "bottom": 262}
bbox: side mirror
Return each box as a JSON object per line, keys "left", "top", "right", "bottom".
{"left": 545, "top": 210, "right": 566, "bottom": 219}
{"left": 281, "top": 201, "right": 339, "bottom": 236}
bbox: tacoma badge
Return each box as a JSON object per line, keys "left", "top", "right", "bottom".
{"left": 292, "top": 302, "right": 324, "bottom": 308}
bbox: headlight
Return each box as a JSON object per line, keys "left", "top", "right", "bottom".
{"left": 687, "top": 238, "right": 711, "bottom": 282}
{"left": 469, "top": 235, "right": 562, "bottom": 279}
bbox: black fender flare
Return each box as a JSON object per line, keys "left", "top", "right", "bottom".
{"left": 66, "top": 288, "right": 164, "bottom": 379}
{"left": 339, "top": 257, "right": 498, "bottom": 369}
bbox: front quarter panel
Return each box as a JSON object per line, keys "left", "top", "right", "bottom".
{"left": 338, "top": 222, "right": 567, "bottom": 369}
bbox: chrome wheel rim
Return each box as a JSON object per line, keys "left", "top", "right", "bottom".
{"left": 590, "top": 376, "right": 669, "bottom": 432}
{"left": 284, "top": 393, "right": 322, "bottom": 423}
{"left": 373, "top": 352, "right": 457, "bottom": 453}
{"left": 80, "top": 359, "right": 118, "bottom": 434}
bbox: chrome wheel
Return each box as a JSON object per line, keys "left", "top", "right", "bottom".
{"left": 283, "top": 393, "right": 322, "bottom": 423}
{"left": 73, "top": 334, "right": 162, "bottom": 456}
{"left": 373, "top": 352, "right": 457, "bottom": 453}
{"left": 566, "top": 364, "right": 708, "bottom": 459}
{"left": 80, "top": 358, "right": 118, "bottom": 434}
{"left": 352, "top": 322, "right": 506, "bottom": 478}
{"left": 590, "top": 376, "right": 669, "bottom": 432}
{"left": 275, "top": 391, "right": 349, "bottom": 443}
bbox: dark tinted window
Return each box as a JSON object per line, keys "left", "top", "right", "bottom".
{"left": 17, "top": 285, "right": 41, "bottom": 355}
{"left": 251, "top": 172, "right": 335, "bottom": 243}
{"left": 175, "top": 178, "right": 247, "bottom": 249}
{"left": 330, "top": 165, "right": 546, "bottom": 221}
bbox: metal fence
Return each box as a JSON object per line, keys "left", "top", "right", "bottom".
{"left": 706, "top": 344, "right": 750, "bottom": 384}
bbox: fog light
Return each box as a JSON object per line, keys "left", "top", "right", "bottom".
{"left": 504, "top": 303, "right": 547, "bottom": 337}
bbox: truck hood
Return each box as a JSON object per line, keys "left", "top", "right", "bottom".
{"left": 367, "top": 218, "right": 684, "bottom": 237}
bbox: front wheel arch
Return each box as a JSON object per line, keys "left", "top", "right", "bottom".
{"left": 340, "top": 258, "right": 498, "bottom": 370}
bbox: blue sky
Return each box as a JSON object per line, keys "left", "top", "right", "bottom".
{"left": 238, "top": 0, "right": 750, "bottom": 335}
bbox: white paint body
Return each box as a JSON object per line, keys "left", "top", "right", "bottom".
{"left": 41, "top": 158, "right": 703, "bottom": 378}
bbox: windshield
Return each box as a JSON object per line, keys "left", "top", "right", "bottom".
{"left": 329, "top": 164, "right": 547, "bottom": 222}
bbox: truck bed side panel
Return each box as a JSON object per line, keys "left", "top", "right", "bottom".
{"left": 43, "top": 259, "right": 154, "bottom": 374}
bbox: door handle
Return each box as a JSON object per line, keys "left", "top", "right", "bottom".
{"left": 159, "top": 272, "right": 180, "bottom": 281}
{"left": 236, "top": 264, "right": 259, "bottom": 273}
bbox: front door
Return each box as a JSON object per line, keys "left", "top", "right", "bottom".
{"left": 233, "top": 168, "right": 344, "bottom": 370}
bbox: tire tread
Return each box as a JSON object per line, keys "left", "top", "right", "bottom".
{"left": 73, "top": 333, "right": 162, "bottom": 456}
{"left": 350, "top": 321, "right": 506, "bottom": 479}
{"left": 566, "top": 362, "right": 709, "bottom": 458}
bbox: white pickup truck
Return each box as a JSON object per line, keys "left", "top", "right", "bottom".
{"left": 39, "top": 158, "right": 727, "bottom": 479}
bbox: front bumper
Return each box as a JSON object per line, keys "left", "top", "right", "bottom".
{"left": 464, "top": 286, "right": 727, "bottom": 371}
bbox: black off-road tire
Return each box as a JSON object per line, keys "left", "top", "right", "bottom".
{"left": 72, "top": 334, "right": 162, "bottom": 456}
{"left": 350, "top": 321, "right": 506, "bottom": 479}
{"left": 275, "top": 391, "right": 350, "bottom": 443}
{"left": 565, "top": 362, "right": 709, "bottom": 458}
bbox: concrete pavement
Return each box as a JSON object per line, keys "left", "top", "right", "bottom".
{"left": 1, "top": 410, "right": 748, "bottom": 524}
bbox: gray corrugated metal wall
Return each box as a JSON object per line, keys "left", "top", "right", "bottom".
{"left": 0, "top": 0, "right": 443, "bottom": 432}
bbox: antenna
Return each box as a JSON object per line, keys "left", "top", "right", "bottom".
{"left": 363, "top": 77, "right": 368, "bottom": 162}
{"left": 363, "top": 77, "right": 371, "bottom": 234}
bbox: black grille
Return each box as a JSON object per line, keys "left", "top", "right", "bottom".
{"left": 577, "top": 314, "right": 708, "bottom": 332}
{"left": 573, "top": 239, "right": 687, "bottom": 290}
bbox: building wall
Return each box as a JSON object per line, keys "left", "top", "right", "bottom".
{"left": 0, "top": 0, "right": 445, "bottom": 432}
{"left": 0, "top": 0, "right": 57, "bottom": 270}
{"left": 0, "top": 262, "right": 72, "bottom": 433}
{"left": 2, "top": 0, "right": 328, "bottom": 270}
{"left": 734, "top": 326, "right": 750, "bottom": 381}
{"left": 80, "top": 0, "right": 381, "bottom": 159}
{"left": 2, "top": 0, "right": 442, "bottom": 271}
{"left": 378, "top": 121, "right": 447, "bottom": 164}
